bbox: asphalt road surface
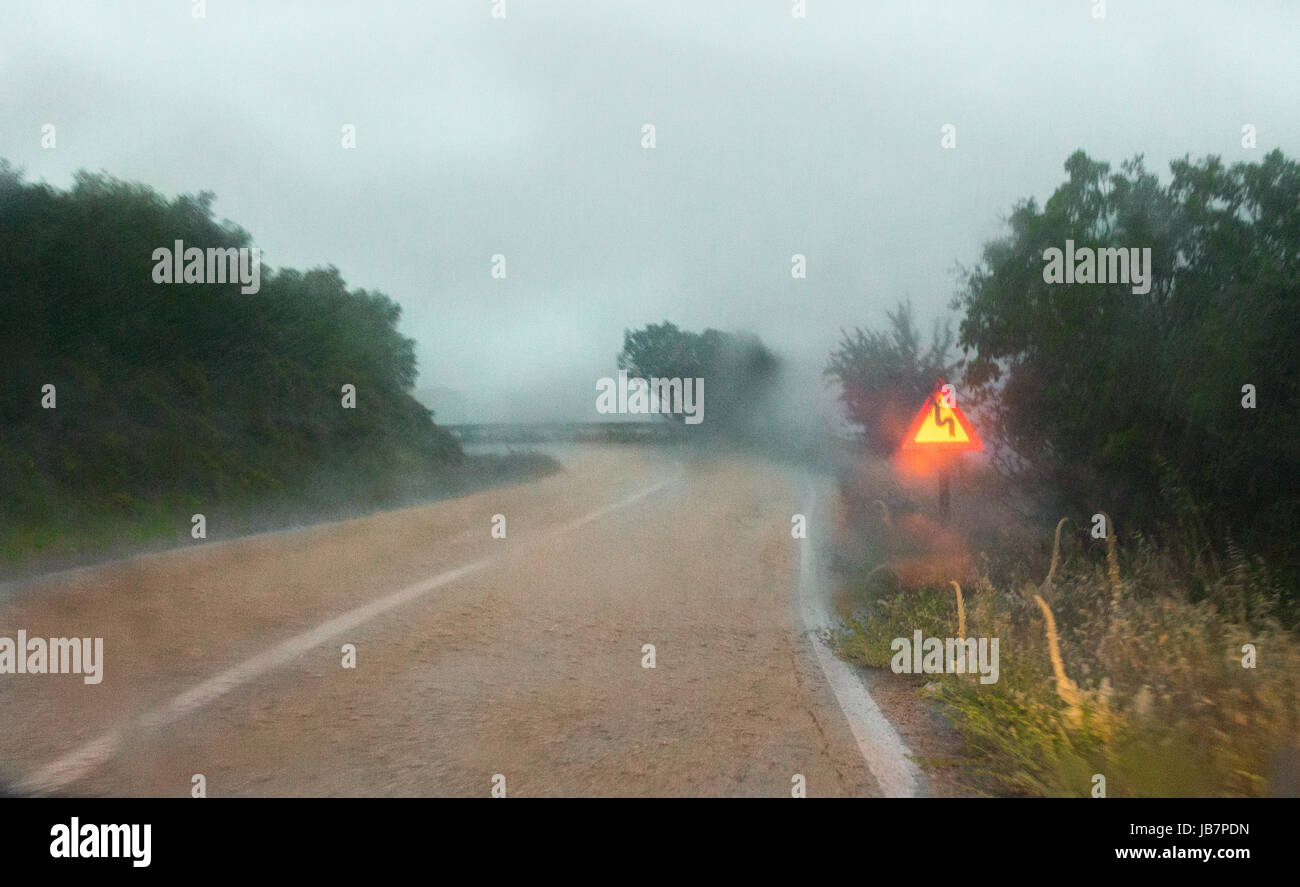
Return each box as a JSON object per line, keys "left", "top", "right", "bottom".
{"left": 1, "top": 445, "right": 905, "bottom": 797}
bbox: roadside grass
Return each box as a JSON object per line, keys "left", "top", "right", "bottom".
{"left": 831, "top": 463, "right": 1300, "bottom": 797}
{"left": 1, "top": 498, "right": 182, "bottom": 565}
{"left": 1, "top": 452, "right": 560, "bottom": 580}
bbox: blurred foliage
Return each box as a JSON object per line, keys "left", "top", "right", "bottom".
{"left": 954, "top": 149, "right": 1300, "bottom": 580}
{"left": 0, "top": 161, "right": 461, "bottom": 544}
{"left": 824, "top": 299, "right": 957, "bottom": 454}
{"left": 616, "top": 320, "right": 778, "bottom": 432}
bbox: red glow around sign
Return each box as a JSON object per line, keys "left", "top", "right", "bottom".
{"left": 900, "top": 380, "right": 982, "bottom": 452}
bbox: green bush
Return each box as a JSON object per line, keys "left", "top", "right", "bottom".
{"left": 0, "top": 161, "right": 463, "bottom": 564}
{"left": 954, "top": 149, "right": 1300, "bottom": 583}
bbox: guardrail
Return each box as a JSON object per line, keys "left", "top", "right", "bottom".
{"left": 444, "top": 421, "right": 684, "bottom": 445}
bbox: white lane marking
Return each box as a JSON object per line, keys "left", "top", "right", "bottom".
{"left": 797, "top": 478, "right": 921, "bottom": 798}
{"left": 18, "top": 476, "right": 677, "bottom": 794}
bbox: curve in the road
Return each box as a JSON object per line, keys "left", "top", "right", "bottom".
{"left": 17, "top": 476, "right": 679, "bottom": 794}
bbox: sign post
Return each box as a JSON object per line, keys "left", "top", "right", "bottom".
{"left": 900, "top": 379, "right": 981, "bottom": 523}
{"left": 939, "top": 462, "right": 951, "bottom": 523}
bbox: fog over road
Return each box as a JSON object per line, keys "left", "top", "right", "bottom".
{"left": 1, "top": 446, "right": 890, "bottom": 797}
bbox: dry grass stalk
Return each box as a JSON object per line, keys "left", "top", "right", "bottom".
{"left": 873, "top": 499, "right": 892, "bottom": 529}
{"left": 1101, "top": 511, "right": 1121, "bottom": 602}
{"left": 1044, "top": 517, "right": 1069, "bottom": 588}
{"left": 1034, "top": 594, "right": 1084, "bottom": 727}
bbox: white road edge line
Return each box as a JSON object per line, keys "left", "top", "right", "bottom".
{"left": 797, "top": 478, "right": 921, "bottom": 798}
{"left": 18, "top": 474, "right": 678, "bottom": 795}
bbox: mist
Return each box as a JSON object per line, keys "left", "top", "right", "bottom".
{"left": 3, "top": 0, "right": 1297, "bottom": 422}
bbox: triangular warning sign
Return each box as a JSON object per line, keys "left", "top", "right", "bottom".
{"left": 900, "top": 380, "right": 982, "bottom": 452}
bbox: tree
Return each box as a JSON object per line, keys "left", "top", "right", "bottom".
{"left": 954, "top": 149, "right": 1300, "bottom": 572}
{"left": 616, "top": 321, "right": 778, "bottom": 431}
{"left": 0, "top": 161, "right": 460, "bottom": 527}
{"left": 824, "top": 300, "right": 956, "bottom": 454}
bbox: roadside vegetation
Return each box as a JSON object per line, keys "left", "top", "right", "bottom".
{"left": 826, "top": 149, "right": 1300, "bottom": 796}
{"left": 617, "top": 321, "right": 779, "bottom": 434}
{"left": 0, "top": 162, "right": 556, "bottom": 576}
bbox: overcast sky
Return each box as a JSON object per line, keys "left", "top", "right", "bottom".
{"left": 3, "top": 1, "right": 1298, "bottom": 422}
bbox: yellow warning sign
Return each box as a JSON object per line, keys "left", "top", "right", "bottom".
{"left": 900, "top": 381, "right": 982, "bottom": 452}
